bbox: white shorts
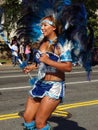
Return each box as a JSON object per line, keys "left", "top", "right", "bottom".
{"left": 29, "top": 80, "right": 65, "bottom": 101}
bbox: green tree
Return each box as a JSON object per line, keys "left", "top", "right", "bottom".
{"left": 1, "top": 0, "right": 21, "bottom": 36}
{"left": 85, "top": 0, "right": 98, "bottom": 46}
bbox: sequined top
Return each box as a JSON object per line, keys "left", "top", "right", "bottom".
{"left": 35, "top": 40, "right": 73, "bottom": 80}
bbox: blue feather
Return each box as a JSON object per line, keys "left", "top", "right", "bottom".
{"left": 58, "top": 2, "right": 94, "bottom": 75}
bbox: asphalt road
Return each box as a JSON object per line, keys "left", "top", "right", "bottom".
{"left": 0, "top": 65, "right": 98, "bottom": 130}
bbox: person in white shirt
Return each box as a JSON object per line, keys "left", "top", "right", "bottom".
{"left": 11, "top": 42, "right": 18, "bottom": 66}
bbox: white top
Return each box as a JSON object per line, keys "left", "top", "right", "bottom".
{"left": 19, "top": 44, "right": 24, "bottom": 54}
{"left": 11, "top": 44, "right": 18, "bottom": 56}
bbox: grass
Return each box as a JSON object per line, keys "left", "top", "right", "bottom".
{"left": 0, "top": 58, "right": 11, "bottom": 65}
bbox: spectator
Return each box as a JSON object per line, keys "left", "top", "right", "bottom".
{"left": 24, "top": 43, "right": 31, "bottom": 65}
{"left": 11, "top": 41, "right": 18, "bottom": 67}
{"left": 19, "top": 41, "right": 25, "bottom": 61}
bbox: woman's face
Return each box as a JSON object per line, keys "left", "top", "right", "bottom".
{"left": 41, "top": 18, "right": 56, "bottom": 37}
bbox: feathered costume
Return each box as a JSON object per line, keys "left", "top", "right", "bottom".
{"left": 0, "top": 0, "right": 94, "bottom": 81}
{"left": 16, "top": 0, "right": 94, "bottom": 80}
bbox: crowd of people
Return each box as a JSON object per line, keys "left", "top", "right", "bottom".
{"left": 11, "top": 36, "right": 33, "bottom": 67}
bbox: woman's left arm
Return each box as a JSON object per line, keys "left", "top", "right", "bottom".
{"left": 39, "top": 53, "right": 72, "bottom": 72}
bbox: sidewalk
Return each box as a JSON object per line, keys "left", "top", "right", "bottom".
{"left": 0, "top": 63, "right": 20, "bottom": 71}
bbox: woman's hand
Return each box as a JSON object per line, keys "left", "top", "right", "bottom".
{"left": 40, "top": 53, "right": 72, "bottom": 72}
{"left": 39, "top": 53, "right": 49, "bottom": 64}
{"left": 23, "top": 64, "right": 37, "bottom": 73}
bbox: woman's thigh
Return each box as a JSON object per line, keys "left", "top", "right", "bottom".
{"left": 24, "top": 96, "right": 41, "bottom": 122}
{"left": 36, "top": 96, "right": 61, "bottom": 122}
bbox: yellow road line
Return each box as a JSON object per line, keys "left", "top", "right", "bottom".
{"left": 52, "top": 110, "right": 70, "bottom": 117}
{"left": 56, "top": 100, "right": 98, "bottom": 110}
{"left": 0, "top": 113, "right": 20, "bottom": 121}
{"left": 0, "top": 116, "right": 20, "bottom": 121}
{"left": 52, "top": 113, "right": 68, "bottom": 117}
{"left": 0, "top": 100, "right": 98, "bottom": 121}
{"left": 0, "top": 113, "right": 18, "bottom": 118}
{"left": 53, "top": 110, "right": 69, "bottom": 114}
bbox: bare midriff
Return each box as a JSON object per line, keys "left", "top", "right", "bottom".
{"left": 43, "top": 71, "right": 65, "bottom": 81}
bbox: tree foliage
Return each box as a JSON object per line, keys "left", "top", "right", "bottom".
{"left": 1, "top": 0, "right": 21, "bottom": 32}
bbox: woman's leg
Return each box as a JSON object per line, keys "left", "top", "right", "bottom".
{"left": 35, "top": 96, "right": 61, "bottom": 129}
{"left": 23, "top": 96, "right": 41, "bottom": 122}
{"left": 23, "top": 96, "right": 41, "bottom": 129}
{"left": 25, "top": 54, "right": 30, "bottom": 64}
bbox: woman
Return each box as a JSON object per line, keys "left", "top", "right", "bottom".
{"left": 23, "top": 15, "right": 72, "bottom": 130}
{"left": 25, "top": 44, "right": 31, "bottom": 65}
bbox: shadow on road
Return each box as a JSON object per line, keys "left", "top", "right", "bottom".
{"left": 19, "top": 111, "right": 86, "bottom": 130}
{"left": 49, "top": 116, "right": 86, "bottom": 130}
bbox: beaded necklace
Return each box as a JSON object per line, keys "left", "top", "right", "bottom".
{"left": 48, "top": 37, "right": 57, "bottom": 45}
